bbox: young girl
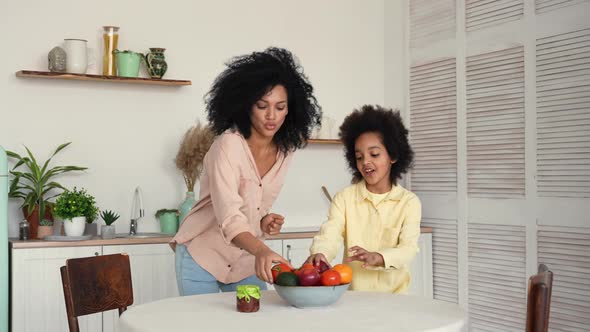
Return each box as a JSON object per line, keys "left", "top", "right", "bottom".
{"left": 306, "top": 105, "right": 421, "bottom": 293}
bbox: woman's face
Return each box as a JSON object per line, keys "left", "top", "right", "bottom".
{"left": 355, "top": 132, "right": 395, "bottom": 193}
{"left": 250, "top": 85, "right": 288, "bottom": 140}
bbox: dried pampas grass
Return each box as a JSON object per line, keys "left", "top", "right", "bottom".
{"left": 175, "top": 122, "right": 215, "bottom": 192}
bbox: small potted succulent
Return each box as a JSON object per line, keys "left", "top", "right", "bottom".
{"left": 53, "top": 187, "right": 99, "bottom": 237}
{"left": 37, "top": 218, "right": 54, "bottom": 239}
{"left": 100, "top": 210, "right": 120, "bottom": 239}
{"left": 155, "top": 209, "right": 179, "bottom": 234}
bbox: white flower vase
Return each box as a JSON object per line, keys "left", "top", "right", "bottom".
{"left": 64, "top": 216, "right": 86, "bottom": 236}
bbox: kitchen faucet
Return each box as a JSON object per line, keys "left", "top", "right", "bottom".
{"left": 129, "top": 186, "right": 144, "bottom": 235}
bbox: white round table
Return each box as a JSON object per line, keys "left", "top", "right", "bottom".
{"left": 118, "top": 291, "right": 466, "bottom": 332}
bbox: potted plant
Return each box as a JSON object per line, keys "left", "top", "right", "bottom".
{"left": 53, "top": 187, "right": 99, "bottom": 237}
{"left": 7, "top": 142, "right": 87, "bottom": 238}
{"left": 100, "top": 210, "right": 120, "bottom": 239}
{"left": 175, "top": 122, "right": 214, "bottom": 223}
{"left": 155, "top": 209, "right": 179, "bottom": 234}
{"left": 37, "top": 218, "right": 54, "bottom": 239}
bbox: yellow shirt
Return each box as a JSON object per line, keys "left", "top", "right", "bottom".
{"left": 310, "top": 181, "right": 422, "bottom": 293}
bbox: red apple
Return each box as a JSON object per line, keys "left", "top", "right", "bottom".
{"left": 299, "top": 268, "right": 321, "bottom": 286}
{"left": 314, "top": 260, "right": 330, "bottom": 274}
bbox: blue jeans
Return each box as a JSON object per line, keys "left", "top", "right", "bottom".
{"left": 175, "top": 244, "right": 267, "bottom": 295}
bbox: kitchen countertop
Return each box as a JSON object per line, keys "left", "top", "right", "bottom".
{"left": 9, "top": 226, "right": 432, "bottom": 249}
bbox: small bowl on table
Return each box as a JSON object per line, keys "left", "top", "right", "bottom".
{"left": 274, "top": 283, "right": 350, "bottom": 308}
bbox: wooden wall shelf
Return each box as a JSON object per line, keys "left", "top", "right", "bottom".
{"left": 15, "top": 70, "right": 191, "bottom": 86}
{"left": 308, "top": 139, "right": 341, "bottom": 145}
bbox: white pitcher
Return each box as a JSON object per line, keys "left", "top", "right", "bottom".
{"left": 63, "top": 39, "right": 92, "bottom": 74}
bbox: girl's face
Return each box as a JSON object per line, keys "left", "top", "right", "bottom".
{"left": 355, "top": 132, "right": 395, "bottom": 194}
{"left": 249, "top": 85, "right": 288, "bottom": 140}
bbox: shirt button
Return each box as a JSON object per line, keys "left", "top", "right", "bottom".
{"left": 259, "top": 184, "right": 262, "bottom": 187}
{"left": 257, "top": 207, "right": 260, "bottom": 210}
{"left": 227, "top": 264, "right": 231, "bottom": 268}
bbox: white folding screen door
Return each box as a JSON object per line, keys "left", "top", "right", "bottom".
{"left": 405, "top": 0, "right": 590, "bottom": 330}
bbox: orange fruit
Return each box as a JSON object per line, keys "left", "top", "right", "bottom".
{"left": 333, "top": 264, "right": 352, "bottom": 284}
{"left": 300, "top": 263, "right": 314, "bottom": 270}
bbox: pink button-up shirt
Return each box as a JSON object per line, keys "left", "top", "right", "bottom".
{"left": 171, "top": 130, "right": 293, "bottom": 283}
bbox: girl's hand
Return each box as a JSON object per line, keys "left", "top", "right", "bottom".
{"left": 346, "top": 246, "right": 385, "bottom": 268}
{"left": 260, "top": 213, "right": 285, "bottom": 235}
{"left": 305, "top": 253, "right": 331, "bottom": 268}
{"left": 253, "top": 244, "right": 291, "bottom": 283}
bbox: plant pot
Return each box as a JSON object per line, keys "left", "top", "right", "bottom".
{"left": 116, "top": 50, "right": 142, "bottom": 77}
{"left": 36, "top": 225, "right": 54, "bottom": 239}
{"left": 101, "top": 225, "right": 116, "bottom": 239}
{"left": 63, "top": 216, "right": 86, "bottom": 236}
{"left": 159, "top": 212, "right": 179, "bottom": 234}
{"left": 22, "top": 205, "right": 53, "bottom": 240}
{"left": 84, "top": 223, "right": 97, "bottom": 236}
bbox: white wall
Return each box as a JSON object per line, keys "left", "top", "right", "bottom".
{"left": 0, "top": 0, "right": 392, "bottom": 237}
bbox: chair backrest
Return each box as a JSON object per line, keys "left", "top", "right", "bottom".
{"left": 60, "top": 253, "right": 134, "bottom": 332}
{"left": 526, "top": 264, "right": 553, "bottom": 332}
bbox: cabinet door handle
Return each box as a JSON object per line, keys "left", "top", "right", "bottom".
{"left": 286, "top": 244, "right": 292, "bottom": 263}
{"left": 94, "top": 252, "right": 99, "bottom": 256}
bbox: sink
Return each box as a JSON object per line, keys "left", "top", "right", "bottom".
{"left": 115, "top": 232, "right": 170, "bottom": 239}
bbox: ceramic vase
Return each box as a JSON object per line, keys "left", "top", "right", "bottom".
{"left": 179, "top": 191, "right": 196, "bottom": 224}
{"left": 63, "top": 39, "right": 90, "bottom": 74}
{"left": 144, "top": 48, "right": 167, "bottom": 79}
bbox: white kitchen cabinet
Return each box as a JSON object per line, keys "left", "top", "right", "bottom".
{"left": 102, "top": 244, "right": 178, "bottom": 332}
{"left": 265, "top": 239, "right": 284, "bottom": 257}
{"left": 11, "top": 246, "right": 103, "bottom": 332}
{"left": 11, "top": 243, "right": 177, "bottom": 332}
{"left": 282, "top": 238, "right": 313, "bottom": 267}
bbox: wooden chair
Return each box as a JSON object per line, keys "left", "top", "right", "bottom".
{"left": 60, "top": 253, "right": 134, "bottom": 332}
{"left": 526, "top": 264, "right": 553, "bottom": 332}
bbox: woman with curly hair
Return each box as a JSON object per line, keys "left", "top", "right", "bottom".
{"left": 172, "top": 47, "right": 322, "bottom": 295}
{"left": 305, "top": 105, "right": 421, "bottom": 293}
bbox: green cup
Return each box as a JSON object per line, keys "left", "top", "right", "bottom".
{"left": 158, "top": 212, "right": 179, "bottom": 234}
{"left": 115, "top": 50, "right": 142, "bottom": 77}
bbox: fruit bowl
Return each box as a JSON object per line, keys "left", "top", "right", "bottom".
{"left": 274, "top": 283, "right": 350, "bottom": 308}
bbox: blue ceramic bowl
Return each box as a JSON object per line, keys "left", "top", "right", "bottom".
{"left": 274, "top": 283, "right": 350, "bottom": 308}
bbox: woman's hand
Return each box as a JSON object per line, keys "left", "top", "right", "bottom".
{"left": 260, "top": 213, "right": 284, "bottom": 235}
{"left": 305, "top": 253, "right": 331, "bottom": 268}
{"left": 346, "top": 246, "right": 384, "bottom": 268}
{"left": 253, "top": 244, "right": 291, "bottom": 283}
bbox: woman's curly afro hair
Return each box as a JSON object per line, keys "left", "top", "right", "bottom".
{"left": 339, "top": 105, "right": 414, "bottom": 185}
{"left": 205, "top": 47, "right": 322, "bottom": 152}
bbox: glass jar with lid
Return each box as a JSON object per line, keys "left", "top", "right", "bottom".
{"left": 102, "top": 26, "right": 119, "bottom": 76}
